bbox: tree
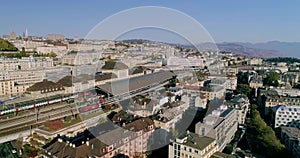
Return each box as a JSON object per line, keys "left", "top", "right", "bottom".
{"left": 23, "top": 144, "right": 38, "bottom": 157}
{"left": 264, "top": 72, "right": 280, "bottom": 87}
{"left": 246, "top": 104, "right": 291, "bottom": 158}
{"left": 21, "top": 47, "right": 25, "bottom": 53}
{"left": 169, "top": 77, "right": 179, "bottom": 87}
{"left": 237, "top": 71, "right": 248, "bottom": 84}
{"left": 195, "top": 71, "right": 205, "bottom": 81}
{"left": 0, "top": 39, "right": 18, "bottom": 51}
{"left": 48, "top": 52, "right": 57, "bottom": 58}
{"left": 265, "top": 57, "right": 300, "bottom": 64}
{"left": 236, "top": 84, "right": 251, "bottom": 96}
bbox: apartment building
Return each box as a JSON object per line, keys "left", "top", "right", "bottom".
{"left": 0, "top": 70, "right": 44, "bottom": 96}
{"left": 248, "top": 58, "right": 263, "bottom": 66}
{"left": 62, "top": 51, "right": 102, "bottom": 65}
{"left": 44, "top": 118, "right": 155, "bottom": 158}
{"left": 26, "top": 79, "right": 65, "bottom": 98}
{"left": 249, "top": 75, "right": 263, "bottom": 89}
{"left": 167, "top": 56, "right": 205, "bottom": 68}
{"left": 225, "top": 95, "right": 250, "bottom": 125}
{"left": 265, "top": 96, "right": 300, "bottom": 107}
{"left": 0, "top": 57, "right": 54, "bottom": 71}
{"left": 18, "top": 57, "right": 54, "bottom": 70}
{"left": 12, "top": 40, "right": 45, "bottom": 51}
{"left": 101, "top": 61, "right": 129, "bottom": 79}
{"left": 36, "top": 45, "right": 67, "bottom": 56}
{"left": 0, "top": 58, "right": 19, "bottom": 71}
{"left": 195, "top": 105, "right": 238, "bottom": 151}
{"left": 169, "top": 131, "right": 218, "bottom": 158}
{"left": 153, "top": 96, "right": 189, "bottom": 133}
{"left": 272, "top": 87, "right": 300, "bottom": 97}
{"left": 57, "top": 74, "right": 95, "bottom": 94}
{"left": 272, "top": 105, "right": 300, "bottom": 128}
{"left": 46, "top": 34, "right": 65, "bottom": 41}
{"left": 262, "top": 95, "right": 300, "bottom": 115}
{"left": 200, "top": 85, "right": 225, "bottom": 101}
{"left": 207, "top": 77, "right": 235, "bottom": 91}
{"left": 280, "top": 127, "right": 300, "bottom": 158}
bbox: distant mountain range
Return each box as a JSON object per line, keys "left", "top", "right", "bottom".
{"left": 217, "top": 41, "right": 300, "bottom": 58}
{"left": 121, "top": 39, "right": 300, "bottom": 59}
{"left": 235, "top": 41, "right": 300, "bottom": 58}
{"left": 216, "top": 43, "right": 282, "bottom": 58}
{"left": 191, "top": 41, "right": 300, "bottom": 58}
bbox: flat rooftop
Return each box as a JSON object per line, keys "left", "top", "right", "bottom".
{"left": 176, "top": 132, "right": 215, "bottom": 150}
{"left": 281, "top": 126, "right": 300, "bottom": 140}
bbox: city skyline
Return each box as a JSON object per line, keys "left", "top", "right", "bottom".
{"left": 1, "top": 1, "right": 300, "bottom": 158}
{"left": 1, "top": 0, "right": 300, "bottom": 43}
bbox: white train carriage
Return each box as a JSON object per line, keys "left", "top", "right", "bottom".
{"left": 0, "top": 94, "right": 79, "bottom": 116}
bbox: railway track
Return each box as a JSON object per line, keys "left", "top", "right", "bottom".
{"left": 0, "top": 104, "right": 78, "bottom": 136}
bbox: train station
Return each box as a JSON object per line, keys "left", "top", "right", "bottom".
{"left": 95, "top": 71, "right": 176, "bottom": 98}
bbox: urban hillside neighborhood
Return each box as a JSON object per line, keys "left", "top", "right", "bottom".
{"left": 0, "top": 32, "right": 299, "bottom": 158}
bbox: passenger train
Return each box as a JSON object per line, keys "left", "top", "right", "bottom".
{"left": 0, "top": 91, "right": 105, "bottom": 115}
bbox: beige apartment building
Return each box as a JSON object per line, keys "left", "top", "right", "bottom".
{"left": 169, "top": 132, "right": 218, "bottom": 158}
{"left": 200, "top": 85, "right": 225, "bottom": 101}
{"left": 0, "top": 57, "right": 54, "bottom": 71}
{"left": 0, "top": 58, "right": 19, "bottom": 71}
{"left": 0, "top": 70, "right": 44, "bottom": 96}
{"left": 196, "top": 105, "right": 238, "bottom": 151}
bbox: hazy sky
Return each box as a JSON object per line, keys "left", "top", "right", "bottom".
{"left": 1, "top": 0, "right": 299, "bottom": 43}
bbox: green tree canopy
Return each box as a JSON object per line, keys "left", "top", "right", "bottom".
{"left": 236, "top": 84, "right": 251, "bottom": 96}
{"left": 48, "top": 52, "right": 57, "bottom": 58}
{"left": 264, "top": 72, "right": 280, "bottom": 87}
{"left": 0, "top": 39, "right": 18, "bottom": 51}
{"left": 265, "top": 57, "right": 300, "bottom": 64}
{"left": 33, "top": 52, "right": 57, "bottom": 58}
{"left": 246, "top": 104, "right": 291, "bottom": 157}
{"left": 237, "top": 71, "right": 248, "bottom": 84}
